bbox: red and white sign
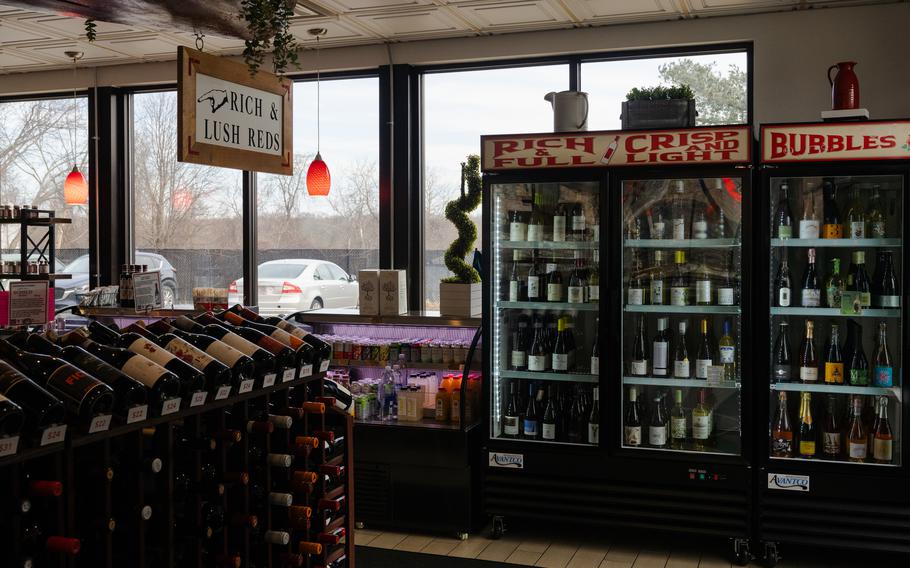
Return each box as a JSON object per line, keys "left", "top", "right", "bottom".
{"left": 762, "top": 121, "right": 910, "bottom": 163}
{"left": 481, "top": 126, "right": 751, "bottom": 172}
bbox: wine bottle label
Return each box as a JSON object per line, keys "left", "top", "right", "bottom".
{"left": 542, "top": 423, "right": 556, "bottom": 440}
{"left": 653, "top": 221, "right": 665, "bottom": 239}
{"left": 547, "top": 283, "right": 562, "bottom": 302}
{"left": 778, "top": 288, "right": 791, "bottom": 307}
{"left": 858, "top": 292, "right": 871, "bottom": 308}
{"left": 592, "top": 224, "right": 599, "bottom": 241}
{"left": 552, "top": 217, "right": 566, "bottom": 242}
{"left": 522, "top": 419, "right": 538, "bottom": 436}
{"left": 696, "top": 281, "right": 712, "bottom": 304}
{"left": 268, "top": 328, "right": 298, "bottom": 349}
{"left": 630, "top": 360, "right": 647, "bottom": 376}
{"left": 695, "top": 359, "right": 712, "bottom": 379}
{"left": 671, "top": 417, "right": 686, "bottom": 439}
{"left": 799, "top": 367, "right": 818, "bottom": 382}
{"left": 624, "top": 426, "right": 641, "bottom": 446}
{"left": 871, "top": 221, "right": 886, "bottom": 238}
{"left": 848, "top": 221, "right": 865, "bottom": 239}
{"left": 799, "top": 220, "right": 820, "bottom": 239}
{"left": 822, "top": 224, "right": 843, "bottom": 239}
{"left": 849, "top": 368, "right": 869, "bottom": 386}
{"left": 650, "top": 281, "right": 664, "bottom": 304}
{"left": 799, "top": 441, "right": 816, "bottom": 456}
{"left": 508, "top": 281, "right": 519, "bottom": 302}
{"left": 772, "top": 434, "right": 792, "bottom": 455}
{"left": 778, "top": 225, "right": 792, "bottom": 239}
{"left": 873, "top": 366, "right": 893, "bottom": 387}
{"left": 572, "top": 215, "right": 585, "bottom": 232}
{"left": 717, "top": 287, "right": 735, "bottom": 305}
{"left": 527, "top": 223, "right": 543, "bottom": 242}
{"left": 46, "top": 367, "right": 105, "bottom": 407}
{"left": 628, "top": 288, "right": 644, "bottom": 305}
{"left": 551, "top": 353, "right": 568, "bottom": 372}
{"left": 692, "top": 415, "right": 710, "bottom": 439}
{"left": 527, "top": 276, "right": 540, "bottom": 298}
{"left": 670, "top": 287, "right": 687, "bottom": 306}
{"left": 719, "top": 346, "right": 735, "bottom": 364}
{"left": 873, "top": 438, "right": 893, "bottom": 461}
{"left": 163, "top": 338, "right": 217, "bottom": 371}
{"left": 567, "top": 286, "right": 584, "bottom": 304}
{"left": 588, "top": 423, "right": 599, "bottom": 444}
{"left": 128, "top": 338, "right": 177, "bottom": 368}
{"left": 527, "top": 355, "right": 547, "bottom": 372}
{"left": 876, "top": 295, "right": 900, "bottom": 308}
{"left": 121, "top": 356, "right": 168, "bottom": 388}
{"left": 823, "top": 432, "right": 841, "bottom": 456}
{"left": 824, "top": 362, "right": 844, "bottom": 384}
{"left": 692, "top": 221, "right": 708, "bottom": 239}
{"left": 652, "top": 341, "right": 668, "bottom": 376}
{"left": 826, "top": 286, "right": 842, "bottom": 308}
{"left": 588, "top": 285, "right": 599, "bottom": 301}
{"left": 509, "top": 222, "right": 527, "bottom": 241}
{"left": 503, "top": 416, "right": 519, "bottom": 436}
{"left": 801, "top": 289, "right": 821, "bottom": 307}
{"left": 204, "top": 340, "right": 245, "bottom": 367}
{"left": 672, "top": 219, "right": 685, "bottom": 240}
{"left": 674, "top": 360, "right": 690, "bottom": 377}
{"left": 848, "top": 441, "right": 867, "bottom": 459}
{"left": 510, "top": 350, "right": 527, "bottom": 368}
{"left": 649, "top": 425, "right": 668, "bottom": 446}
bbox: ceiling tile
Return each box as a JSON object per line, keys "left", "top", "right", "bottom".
{"left": 313, "top": 0, "right": 431, "bottom": 14}
{"left": 0, "top": 20, "right": 56, "bottom": 44}
{"left": 96, "top": 33, "right": 182, "bottom": 58}
{"left": 26, "top": 41, "right": 128, "bottom": 63}
{"left": 13, "top": 12, "right": 136, "bottom": 36}
{"left": 352, "top": 7, "right": 469, "bottom": 37}
{"left": 563, "top": 0, "right": 679, "bottom": 23}
{"left": 454, "top": 0, "right": 572, "bottom": 29}
{"left": 0, "top": 47, "right": 52, "bottom": 69}
{"left": 290, "top": 19, "right": 375, "bottom": 43}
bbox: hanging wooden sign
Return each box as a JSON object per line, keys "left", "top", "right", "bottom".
{"left": 761, "top": 120, "right": 910, "bottom": 163}
{"left": 481, "top": 125, "right": 751, "bottom": 172}
{"left": 178, "top": 46, "right": 293, "bottom": 175}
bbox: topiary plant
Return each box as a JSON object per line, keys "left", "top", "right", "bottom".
{"left": 441, "top": 155, "right": 482, "bottom": 284}
{"left": 626, "top": 84, "right": 694, "bottom": 101}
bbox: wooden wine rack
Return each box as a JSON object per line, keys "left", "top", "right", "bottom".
{"left": 0, "top": 371, "right": 354, "bottom": 568}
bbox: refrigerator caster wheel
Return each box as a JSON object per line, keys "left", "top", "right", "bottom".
{"left": 457, "top": 532, "right": 469, "bottom": 541}
{"left": 732, "top": 538, "right": 751, "bottom": 566}
{"left": 355, "top": 522, "right": 365, "bottom": 530}
{"left": 763, "top": 542, "right": 780, "bottom": 568}
{"left": 491, "top": 516, "right": 505, "bottom": 540}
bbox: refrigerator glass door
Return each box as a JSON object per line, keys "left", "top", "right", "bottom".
{"left": 620, "top": 176, "right": 744, "bottom": 456}
{"left": 768, "top": 175, "right": 902, "bottom": 466}
{"left": 490, "top": 180, "right": 601, "bottom": 446}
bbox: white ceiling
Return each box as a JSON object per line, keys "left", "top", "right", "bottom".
{"left": 0, "top": 0, "right": 899, "bottom": 74}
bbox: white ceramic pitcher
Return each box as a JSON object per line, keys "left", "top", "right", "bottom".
{"left": 544, "top": 90, "right": 589, "bottom": 132}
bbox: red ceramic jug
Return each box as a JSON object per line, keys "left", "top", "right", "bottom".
{"left": 828, "top": 62, "right": 860, "bottom": 110}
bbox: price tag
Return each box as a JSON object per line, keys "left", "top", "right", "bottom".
{"left": 161, "top": 398, "right": 181, "bottom": 416}
{"left": 40, "top": 424, "right": 67, "bottom": 446}
{"left": 706, "top": 366, "right": 725, "bottom": 387}
{"left": 88, "top": 414, "right": 113, "bottom": 434}
{"left": 841, "top": 291, "right": 863, "bottom": 315}
{"left": 238, "top": 379, "right": 254, "bottom": 394}
{"left": 319, "top": 360, "right": 330, "bottom": 373}
{"left": 0, "top": 435, "right": 19, "bottom": 457}
{"left": 215, "top": 385, "right": 232, "bottom": 400}
{"left": 189, "top": 391, "right": 208, "bottom": 407}
{"left": 262, "top": 373, "right": 277, "bottom": 388}
{"left": 283, "top": 368, "right": 296, "bottom": 383}
{"left": 126, "top": 405, "right": 149, "bottom": 424}
{"left": 300, "top": 365, "right": 313, "bottom": 378}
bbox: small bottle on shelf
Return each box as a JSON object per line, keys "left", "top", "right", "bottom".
{"left": 651, "top": 317, "right": 669, "bottom": 377}
{"left": 774, "top": 182, "right": 794, "bottom": 239}
{"left": 823, "top": 323, "right": 844, "bottom": 385}
{"left": 587, "top": 387, "right": 599, "bottom": 445}
{"left": 670, "top": 250, "right": 688, "bottom": 307}
{"left": 824, "top": 258, "right": 845, "bottom": 308}
{"left": 847, "top": 323, "right": 869, "bottom": 386}
{"left": 872, "top": 396, "right": 893, "bottom": 464}
{"left": 873, "top": 321, "right": 893, "bottom": 388}
{"left": 771, "top": 391, "right": 793, "bottom": 458}
{"left": 624, "top": 387, "right": 642, "bottom": 447}
{"left": 672, "top": 321, "right": 690, "bottom": 379}
{"left": 670, "top": 180, "right": 687, "bottom": 240}
{"left": 799, "top": 189, "right": 820, "bottom": 239}
{"left": 873, "top": 250, "right": 901, "bottom": 308}
{"left": 648, "top": 394, "right": 668, "bottom": 449}
{"left": 695, "top": 318, "right": 713, "bottom": 380}
{"left": 797, "top": 392, "right": 817, "bottom": 459}
{"left": 691, "top": 389, "right": 711, "bottom": 452}
{"left": 774, "top": 256, "right": 792, "bottom": 307}
{"left": 843, "top": 185, "right": 866, "bottom": 239}
{"left": 772, "top": 321, "right": 792, "bottom": 383}
{"left": 630, "top": 317, "right": 648, "bottom": 377}
{"left": 846, "top": 396, "right": 867, "bottom": 463}
{"left": 821, "top": 178, "right": 842, "bottom": 239}
{"left": 822, "top": 395, "right": 842, "bottom": 460}
{"left": 798, "top": 320, "right": 818, "bottom": 383}
{"left": 670, "top": 389, "right": 687, "bottom": 450}
{"left": 800, "top": 248, "right": 821, "bottom": 307}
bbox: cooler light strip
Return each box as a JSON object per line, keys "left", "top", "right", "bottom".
{"left": 492, "top": 193, "right": 503, "bottom": 435}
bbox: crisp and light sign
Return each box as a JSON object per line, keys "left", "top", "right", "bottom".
{"left": 761, "top": 121, "right": 910, "bottom": 163}
{"left": 481, "top": 126, "right": 751, "bottom": 171}
{"left": 178, "top": 46, "right": 293, "bottom": 175}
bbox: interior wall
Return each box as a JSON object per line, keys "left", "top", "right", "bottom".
{"left": 0, "top": 2, "right": 907, "bottom": 126}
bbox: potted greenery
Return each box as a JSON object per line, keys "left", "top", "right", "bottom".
{"left": 439, "top": 155, "right": 482, "bottom": 318}
{"left": 621, "top": 84, "right": 696, "bottom": 130}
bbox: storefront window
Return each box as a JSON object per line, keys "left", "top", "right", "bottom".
{"left": 422, "top": 64, "right": 569, "bottom": 309}
{"left": 251, "top": 76, "right": 379, "bottom": 314}
{"left": 131, "top": 90, "right": 243, "bottom": 308}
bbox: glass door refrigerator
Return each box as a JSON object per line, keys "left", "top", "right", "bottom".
{"left": 481, "top": 127, "right": 755, "bottom": 562}
{"left": 757, "top": 120, "right": 910, "bottom": 566}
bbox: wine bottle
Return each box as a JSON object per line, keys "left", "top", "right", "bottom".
{"left": 624, "top": 387, "right": 642, "bottom": 447}
{"left": 867, "top": 185, "right": 886, "bottom": 238}
{"left": 0, "top": 339, "right": 114, "bottom": 425}
{"left": 772, "top": 322, "right": 792, "bottom": 383}
{"left": 822, "top": 395, "right": 841, "bottom": 460}
{"left": 673, "top": 321, "right": 690, "bottom": 378}
{"left": 567, "top": 253, "right": 586, "bottom": 304}
{"left": 824, "top": 258, "right": 845, "bottom": 308}
{"left": 552, "top": 203, "right": 566, "bottom": 242}
{"left": 797, "top": 392, "right": 816, "bottom": 459}
{"left": 204, "top": 313, "right": 305, "bottom": 371}
{"left": 798, "top": 320, "right": 818, "bottom": 383}
{"left": 669, "top": 250, "right": 688, "bottom": 306}
{"left": 247, "top": 309, "right": 332, "bottom": 365}
{"left": 824, "top": 324, "right": 844, "bottom": 385}
{"left": 771, "top": 391, "right": 793, "bottom": 458}
{"left": 551, "top": 319, "right": 569, "bottom": 373}
{"left": 873, "top": 250, "right": 900, "bottom": 308}
{"left": 527, "top": 192, "right": 544, "bottom": 242}
{"left": 570, "top": 202, "right": 586, "bottom": 242}
{"left": 587, "top": 251, "right": 600, "bottom": 303}
{"left": 718, "top": 320, "right": 735, "bottom": 382}
{"left": 545, "top": 255, "right": 562, "bottom": 303}
{"left": 541, "top": 385, "right": 557, "bottom": 441}
{"left": 502, "top": 381, "right": 519, "bottom": 438}
{"left": 587, "top": 387, "right": 599, "bottom": 445}
{"left": 507, "top": 252, "right": 521, "bottom": 302}
{"left": 19, "top": 333, "right": 148, "bottom": 415}
{"left": 872, "top": 396, "right": 893, "bottom": 464}
{"left": 691, "top": 389, "right": 711, "bottom": 451}
{"left": 652, "top": 317, "right": 669, "bottom": 377}
{"left": 527, "top": 317, "right": 548, "bottom": 372}
{"left": 821, "top": 178, "right": 842, "bottom": 239}
{"left": 649, "top": 251, "right": 665, "bottom": 305}
{"left": 590, "top": 322, "right": 599, "bottom": 376}
{"left": 508, "top": 209, "right": 527, "bottom": 242}
{"left": 509, "top": 316, "right": 528, "bottom": 371}
{"left": 649, "top": 394, "right": 668, "bottom": 448}
{"left": 669, "top": 389, "right": 686, "bottom": 450}
{"left": 843, "top": 185, "right": 866, "bottom": 239}
{"left": 774, "top": 182, "right": 794, "bottom": 239}
{"left": 166, "top": 326, "right": 256, "bottom": 385}
{"left": 670, "top": 180, "right": 687, "bottom": 240}
{"left": 695, "top": 254, "right": 712, "bottom": 306}
{"left": 691, "top": 202, "right": 708, "bottom": 240}
{"left": 522, "top": 383, "right": 539, "bottom": 440}
{"left": 219, "top": 311, "right": 304, "bottom": 353}
{"left": 627, "top": 251, "right": 646, "bottom": 306}
{"left": 848, "top": 323, "right": 869, "bottom": 386}
{"left": 174, "top": 316, "right": 276, "bottom": 375}
{"left": 57, "top": 331, "right": 181, "bottom": 408}
{"left": 846, "top": 251, "right": 872, "bottom": 308}
{"left": 846, "top": 396, "right": 867, "bottom": 463}
{"left": 695, "top": 318, "right": 713, "bottom": 380}
{"left": 321, "top": 379, "right": 353, "bottom": 412}
{"left": 800, "top": 248, "right": 821, "bottom": 307}
{"left": 873, "top": 322, "right": 893, "bottom": 387}
{"left": 799, "top": 189, "right": 820, "bottom": 238}
{"left": 630, "top": 316, "right": 648, "bottom": 376}
{"left": 717, "top": 251, "right": 736, "bottom": 306}
{"left": 774, "top": 256, "right": 792, "bottom": 307}
{"left": 0, "top": 360, "right": 65, "bottom": 433}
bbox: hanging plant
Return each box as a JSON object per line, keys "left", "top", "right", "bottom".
{"left": 84, "top": 19, "right": 97, "bottom": 42}
{"left": 240, "top": 0, "right": 299, "bottom": 76}
{"left": 441, "top": 155, "right": 482, "bottom": 284}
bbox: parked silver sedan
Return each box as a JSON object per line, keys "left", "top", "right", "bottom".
{"left": 228, "top": 259, "right": 358, "bottom": 316}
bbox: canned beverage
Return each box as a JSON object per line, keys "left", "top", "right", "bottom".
{"left": 342, "top": 341, "right": 352, "bottom": 360}
{"left": 378, "top": 343, "right": 390, "bottom": 363}
{"left": 421, "top": 342, "right": 433, "bottom": 363}
{"left": 431, "top": 343, "right": 444, "bottom": 364}
{"left": 441, "top": 344, "right": 454, "bottom": 366}
{"left": 351, "top": 342, "right": 362, "bottom": 361}
{"left": 370, "top": 344, "right": 381, "bottom": 362}
{"left": 333, "top": 341, "right": 344, "bottom": 361}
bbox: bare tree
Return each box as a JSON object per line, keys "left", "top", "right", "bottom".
{"left": 326, "top": 158, "right": 379, "bottom": 251}
{"left": 260, "top": 153, "right": 313, "bottom": 247}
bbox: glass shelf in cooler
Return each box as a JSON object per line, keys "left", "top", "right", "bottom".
{"left": 501, "top": 370, "right": 599, "bottom": 384}
{"left": 770, "top": 307, "right": 901, "bottom": 318}
{"left": 623, "top": 376, "right": 741, "bottom": 390}
{"left": 771, "top": 238, "right": 902, "bottom": 248}
{"left": 624, "top": 238, "right": 739, "bottom": 249}
{"left": 499, "top": 300, "right": 600, "bottom": 312}
{"left": 770, "top": 382, "right": 901, "bottom": 399}
{"left": 624, "top": 305, "right": 741, "bottom": 315}
{"left": 500, "top": 241, "right": 598, "bottom": 250}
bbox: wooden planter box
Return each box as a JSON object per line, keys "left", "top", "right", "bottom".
{"left": 439, "top": 282, "right": 482, "bottom": 318}
{"left": 621, "top": 99, "right": 696, "bottom": 130}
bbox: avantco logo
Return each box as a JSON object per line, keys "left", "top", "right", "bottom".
{"left": 767, "top": 473, "right": 810, "bottom": 492}
{"left": 488, "top": 452, "right": 524, "bottom": 469}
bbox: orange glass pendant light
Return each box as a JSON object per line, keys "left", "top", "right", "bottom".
{"left": 306, "top": 28, "right": 330, "bottom": 197}
{"left": 63, "top": 50, "right": 87, "bottom": 206}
